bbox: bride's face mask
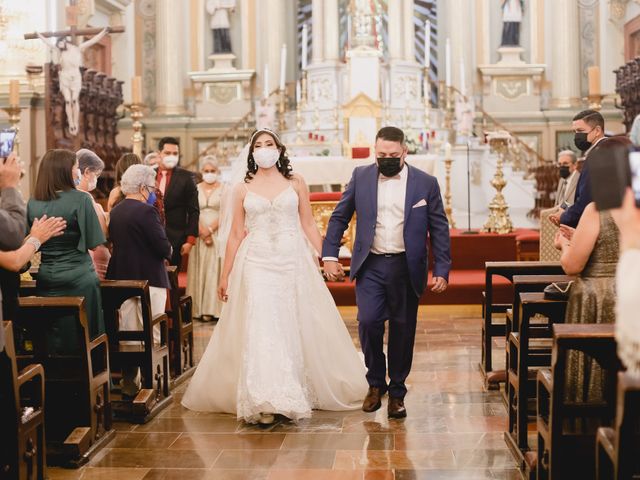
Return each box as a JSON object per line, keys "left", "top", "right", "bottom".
{"left": 252, "top": 133, "right": 281, "bottom": 169}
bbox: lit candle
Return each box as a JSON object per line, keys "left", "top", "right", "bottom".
{"left": 263, "top": 63, "right": 269, "bottom": 99}
{"left": 459, "top": 58, "right": 466, "bottom": 97}
{"left": 587, "top": 65, "right": 601, "bottom": 96}
{"left": 279, "top": 43, "right": 287, "bottom": 91}
{"left": 444, "top": 142, "right": 452, "bottom": 160}
{"left": 296, "top": 80, "right": 301, "bottom": 104}
{"left": 9, "top": 80, "right": 19, "bottom": 107}
{"left": 445, "top": 38, "right": 451, "bottom": 87}
{"left": 301, "top": 24, "right": 308, "bottom": 70}
{"left": 424, "top": 20, "right": 431, "bottom": 68}
{"left": 131, "top": 76, "right": 142, "bottom": 104}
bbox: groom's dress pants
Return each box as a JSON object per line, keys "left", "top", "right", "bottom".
{"left": 355, "top": 253, "right": 420, "bottom": 399}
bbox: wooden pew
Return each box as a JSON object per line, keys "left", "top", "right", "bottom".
{"left": 482, "top": 261, "right": 564, "bottom": 388}
{"left": 100, "top": 280, "right": 172, "bottom": 423}
{"left": 505, "top": 292, "right": 567, "bottom": 467}
{"left": 0, "top": 321, "right": 46, "bottom": 480}
{"left": 536, "top": 324, "right": 622, "bottom": 480}
{"left": 14, "top": 297, "right": 113, "bottom": 467}
{"left": 596, "top": 371, "right": 640, "bottom": 480}
{"left": 165, "top": 265, "right": 195, "bottom": 386}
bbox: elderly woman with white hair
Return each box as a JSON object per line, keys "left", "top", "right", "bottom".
{"left": 106, "top": 164, "right": 171, "bottom": 396}
{"left": 76, "top": 148, "right": 110, "bottom": 278}
{"left": 186, "top": 155, "right": 226, "bottom": 321}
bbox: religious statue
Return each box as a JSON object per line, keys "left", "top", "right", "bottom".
{"left": 206, "top": 0, "right": 236, "bottom": 54}
{"left": 501, "top": 0, "right": 524, "bottom": 47}
{"left": 37, "top": 27, "right": 110, "bottom": 136}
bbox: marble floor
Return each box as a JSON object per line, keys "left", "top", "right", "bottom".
{"left": 47, "top": 305, "right": 519, "bottom": 480}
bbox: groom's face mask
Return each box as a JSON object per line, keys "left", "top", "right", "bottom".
{"left": 375, "top": 139, "right": 407, "bottom": 178}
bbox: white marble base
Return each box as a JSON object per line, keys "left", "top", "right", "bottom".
{"left": 207, "top": 53, "right": 237, "bottom": 71}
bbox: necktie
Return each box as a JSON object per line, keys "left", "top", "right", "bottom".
{"left": 158, "top": 171, "right": 167, "bottom": 196}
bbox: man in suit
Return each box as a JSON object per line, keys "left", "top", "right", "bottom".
{"left": 0, "top": 153, "right": 26, "bottom": 351}
{"left": 322, "top": 126, "right": 451, "bottom": 418}
{"left": 550, "top": 110, "right": 607, "bottom": 228}
{"left": 554, "top": 150, "right": 580, "bottom": 208}
{"left": 156, "top": 137, "right": 199, "bottom": 268}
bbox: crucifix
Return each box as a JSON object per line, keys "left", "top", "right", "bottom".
{"left": 24, "top": 1, "right": 124, "bottom": 136}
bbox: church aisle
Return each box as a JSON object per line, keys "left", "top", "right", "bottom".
{"left": 46, "top": 305, "right": 519, "bottom": 480}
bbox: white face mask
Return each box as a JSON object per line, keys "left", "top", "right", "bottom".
{"left": 253, "top": 148, "right": 280, "bottom": 169}
{"left": 162, "top": 155, "right": 179, "bottom": 169}
{"left": 202, "top": 172, "right": 217, "bottom": 184}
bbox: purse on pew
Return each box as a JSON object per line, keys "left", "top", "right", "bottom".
{"left": 543, "top": 281, "right": 573, "bottom": 300}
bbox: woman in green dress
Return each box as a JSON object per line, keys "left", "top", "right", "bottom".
{"left": 27, "top": 149, "right": 106, "bottom": 345}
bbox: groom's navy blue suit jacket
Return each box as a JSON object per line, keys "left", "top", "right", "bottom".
{"left": 322, "top": 163, "right": 451, "bottom": 296}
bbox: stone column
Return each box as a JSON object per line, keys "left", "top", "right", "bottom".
{"left": 446, "top": 0, "right": 472, "bottom": 91}
{"left": 551, "top": 0, "right": 581, "bottom": 108}
{"left": 323, "top": 0, "right": 339, "bottom": 61}
{"left": 387, "top": 0, "right": 403, "bottom": 61}
{"left": 155, "top": 0, "right": 186, "bottom": 115}
{"left": 402, "top": 0, "right": 415, "bottom": 62}
{"left": 312, "top": 0, "right": 324, "bottom": 64}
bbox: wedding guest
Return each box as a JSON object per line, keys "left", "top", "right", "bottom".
{"left": 186, "top": 156, "right": 225, "bottom": 321}
{"left": 107, "top": 164, "right": 171, "bottom": 396}
{"left": 76, "top": 149, "right": 110, "bottom": 279}
{"left": 107, "top": 153, "right": 141, "bottom": 211}
{"left": 155, "top": 137, "right": 199, "bottom": 269}
{"left": 27, "top": 149, "right": 106, "bottom": 348}
{"left": 554, "top": 200, "right": 619, "bottom": 416}
{"left": 611, "top": 189, "right": 640, "bottom": 374}
{"left": 144, "top": 151, "right": 159, "bottom": 170}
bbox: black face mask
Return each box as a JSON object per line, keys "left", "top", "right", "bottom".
{"left": 377, "top": 157, "right": 403, "bottom": 177}
{"left": 558, "top": 165, "right": 571, "bottom": 179}
{"left": 574, "top": 131, "right": 593, "bottom": 152}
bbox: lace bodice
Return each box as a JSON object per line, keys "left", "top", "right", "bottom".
{"left": 243, "top": 185, "right": 302, "bottom": 258}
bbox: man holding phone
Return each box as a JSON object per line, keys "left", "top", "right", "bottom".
{"left": 549, "top": 110, "right": 606, "bottom": 228}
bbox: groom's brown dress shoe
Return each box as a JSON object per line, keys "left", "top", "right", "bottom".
{"left": 362, "top": 387, "right": 383, "bottom": 412}
{"left": 388, "top": 397, "right": 407, "bottom": 419}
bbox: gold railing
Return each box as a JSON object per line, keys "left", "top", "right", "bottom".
{"left": 184, "top": 88, "right": 284, "bottom": 170}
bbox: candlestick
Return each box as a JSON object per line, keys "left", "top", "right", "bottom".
{"left": 126, "top": 102, "right": 146, "bottom": 157}
{"left": 296, "top": 80, "right": 301, "bottom": 104}
{"left": 301, "top": 70, "right": 308, "bottom": 106}
{"left": 131, "top": 76, "right": 142, "bottom": 104}
{"left": 423, "top": 68, "right": 431, "bottom": 132}
{"left": 278, "top": 89, "right": 286, "bottom": 132}
{"left": 443, "top": 142, "right": 455, "bottom": 228}
{"left": 295, "top": 101, "right": 302, "bottom": 144}
{"left": 423, "top": 20, "right": 431, "bottom": 68}
{"left": 279, "top": 44, "right": 287, "bottom": 92}
{"left": 483, "top": 132, "right": 513, "bottom": 234}
{"left": 587, "top": 65, "right": 601, "bottom": 96}
{"left": 9, "top": 80, "right": 19, "bottom": 107}
{"left": 459, "top": 58, "right": 466, "bottom": 97}
{"left": 445, "top": 38, "right": 451, "bottom": 87}
{"left": 301, "top": 24, "right": 308, "bottom": 70}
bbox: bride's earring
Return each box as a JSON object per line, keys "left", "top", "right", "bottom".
{"left": 276, "top": 159, "right": 282, "bottom": 169}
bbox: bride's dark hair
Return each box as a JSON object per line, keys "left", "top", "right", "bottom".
{"left": 244, "top": 128, "right": 293, "bottom": 183}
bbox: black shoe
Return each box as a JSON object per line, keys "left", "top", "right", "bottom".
{"left": 388, "top": 397, "right": 407, "bottom": 419}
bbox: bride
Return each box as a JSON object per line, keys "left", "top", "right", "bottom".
{"left": 181, "top": 128, "right": 368, "bottom": 424}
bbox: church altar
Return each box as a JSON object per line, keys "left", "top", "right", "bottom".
{"left": 288, "top": 154, "right": 437, "bottom": 186}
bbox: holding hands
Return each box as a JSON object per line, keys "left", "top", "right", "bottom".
{"left": 323, "top": 260, "right": 345, "bottom": 282}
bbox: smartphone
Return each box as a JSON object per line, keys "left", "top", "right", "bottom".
{"left": 589, "top": 143, "right": 631, "bottom": 211}
{"left": 0, "top": 129, "right": 16, "bottom": 159}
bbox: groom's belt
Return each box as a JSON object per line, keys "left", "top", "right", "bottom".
{"left": 370, "top": 252, "right": 405, "bottom": 258}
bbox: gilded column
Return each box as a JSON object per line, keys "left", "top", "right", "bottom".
{"left": 312, "top": 0, "right": 324, "bottom": 63}
{"left": 551, "top": 0, "right": 581, "bottom": 108}
{"left": 155, "top": 0, "right": 186, "bottom": 115}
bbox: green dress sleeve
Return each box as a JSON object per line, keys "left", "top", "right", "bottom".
{"left": 77, "top": 192, "right": 106, "bottom": 252}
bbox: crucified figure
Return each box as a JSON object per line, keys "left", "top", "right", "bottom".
{"left": 37, "top": 27, "right": 110, "bottom": 136}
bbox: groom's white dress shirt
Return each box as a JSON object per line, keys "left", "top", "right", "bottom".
{"left": 371, "top": 165, "right": 407, "bottom": 254}
{"left": 322, "top": 165, "right": 408, "bottom": 263}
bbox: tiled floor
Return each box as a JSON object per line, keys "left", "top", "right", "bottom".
{"left": 47, "top": 305, "right": 519, "bottom": 479}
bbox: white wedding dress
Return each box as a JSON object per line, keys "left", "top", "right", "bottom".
{"left": 182, "top": 184, "right": 368, "bottom": 422}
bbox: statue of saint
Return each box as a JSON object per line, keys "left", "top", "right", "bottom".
{"left": 501, "top": 0, "right": 524, "bottom": 47}
{"left": 206, "top": 0, "right": 236, "bottom": 54}
{"left": 37, "top": 28, "right": 110, "bottom": 136}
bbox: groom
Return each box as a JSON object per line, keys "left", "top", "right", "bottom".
{"left": 322, "top": 126, "right": 451, "bottom": 418}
